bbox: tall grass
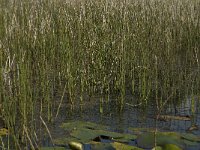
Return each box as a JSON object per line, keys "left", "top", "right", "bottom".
{"left": 0, "top": 0, "right": 199, "bottom": 149}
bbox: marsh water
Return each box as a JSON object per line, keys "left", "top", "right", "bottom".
{"left": 35, "top": 94, "right": 200, "bottom": 149}
{"left": 1, "top": 0, "right": 200, "bottom": 149}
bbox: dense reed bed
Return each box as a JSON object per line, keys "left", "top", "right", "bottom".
{"left": 0, "top": 0, "right": 200, "bottom": 149}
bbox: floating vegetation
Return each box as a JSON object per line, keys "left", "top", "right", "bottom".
{"left": 152, "top": 144, "right": 182, "bottom": 150}
{"left": 50, "top": 121, "right": 200, "bottom": 150}
{"left": 61, "top": 121, "right": 109, "bottom": 131}
{"left": 39, "top": 147, "right": 67, "bottom": 150}
{"left": 0, "top": 0, "right": 199, "bottom": 149}
{"left": 60, "top": 121, "right": 136, "bottom": 144}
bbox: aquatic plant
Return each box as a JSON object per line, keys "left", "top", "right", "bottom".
{"left": 0, "top": 0, "right": 199, "bottom": 149}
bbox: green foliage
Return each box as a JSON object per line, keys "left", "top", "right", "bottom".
{"left": 152, "top": 144, "right": 182, "bottom": 150}
{"left": 53, "top": 121, "right": 200, "bottom": 150}
{"left": 0, "top": 128, "right": 8, "bottom": 136}
{"left": 0, "top": 0, "right": 199, "bottom": 149}
{"left": 162, "top": 144, "right": 182, "bottom": 150}
{"left": 39, "top": 147, "right": 67, "bottom": 150}
{"left": 181, "top": 133, "right": 200, "bottom": 142}
{"left": 136, "top": 131, "right": 200, "bottom": 149}
{"left": 55, "top": 121, "right": 138, "bottom": 149}
{"left": 112, "top": 142, "right": 143, "bottom": 150}
{"left": 60, "top": 121, "right": 136, "bottom": 143}
{"left": 61, "top": 121, "right": 108, "bottom": 131}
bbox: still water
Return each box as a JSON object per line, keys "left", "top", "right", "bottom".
{"left": 38, "top": 94, "right": 200, "bottom": 150}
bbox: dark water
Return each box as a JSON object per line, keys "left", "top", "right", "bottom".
{"left": 51, "top": 95, "right": 200, "bottom": 131}
{"left": 37, "top": 94, "right": 200, "bottom": 150}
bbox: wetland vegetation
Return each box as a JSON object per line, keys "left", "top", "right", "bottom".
{"left": 0, "top": 0, "right": 200, "bottom": 149}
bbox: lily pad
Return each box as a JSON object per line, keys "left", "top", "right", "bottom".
{"left": 90, "top": 142, "right": 115, "bottom": 150}
{"left": 114, "top": 133, "right": 137, "bottom": 143}
{"left": 70, "top": 128, "right": 99, "bottom": 142}
{"left": 152, "top": 146, "right": 163, "bottom": 150}
{"left": 61, "top": 121, "right": 108, "bottom": 131}
{"left": 152, "top": 144, "right": 182, "bottom": 150}
{"left": 54, "top": 137, "right": 81, "bottom": 146}
{"left": 136, "top": 132, "right": 155, "bottom": 149}
{"left": 60, "top": 121, "right": 136, "bottom": 143}
{"left": 39, "top": 147, "right": 67, "bottom": 150}
{"left": 112, "top": 142, "right": 143, "bottom": 150}
{"left": 182, "top": 139, "right": 198, "bottom": 146}
{"left": 162, "top": 144, "right": 182, "bottom": 150}
{"left": 70, "top": 128, "right": 135, "bottom": 143}
{"left": 89, "top": 141, "right": 143, "bottom": 150}
{"left": 128, "top": 127, "right": 156, "bottom": 135}
{"left": 136, "top": 132, "right": 184, "bottom": 149}
{"left": 181, "top": 133, "right": 200, "bottom": 142}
